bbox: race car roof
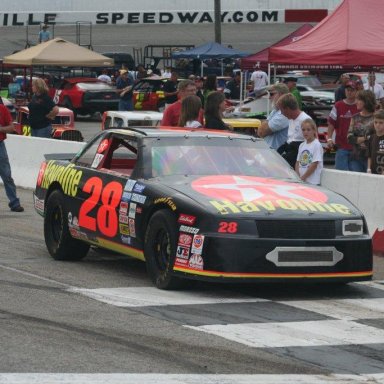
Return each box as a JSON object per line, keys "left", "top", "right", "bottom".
{"left": 109, "top": 127, "right": 262, "bottom": 140}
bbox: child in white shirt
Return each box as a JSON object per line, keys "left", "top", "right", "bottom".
{"left": 295, "top": 118, "right": 324, "bottom": 185}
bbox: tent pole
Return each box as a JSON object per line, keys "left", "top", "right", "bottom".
{"left": 201, "top": 59, "right": 203, "bottom": 77}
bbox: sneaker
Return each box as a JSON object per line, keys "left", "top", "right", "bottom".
{"left": 10, "top": 205, "right": 24, "bottom": 212}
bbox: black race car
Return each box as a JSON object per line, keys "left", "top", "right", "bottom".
{"left": 33, "top": 128, "right": 373, "bottom": 289}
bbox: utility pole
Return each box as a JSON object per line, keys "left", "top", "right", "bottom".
{"left": 214, "top": 0, "right": 221, "bottom": 43}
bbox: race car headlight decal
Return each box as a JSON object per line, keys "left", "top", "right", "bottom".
{"left": 342, "top": 220, "right": 363, "bottom": 236}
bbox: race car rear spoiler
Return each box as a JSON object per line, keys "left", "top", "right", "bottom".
{"left": 44, "top": 153, "right": 77, "bottom": 161}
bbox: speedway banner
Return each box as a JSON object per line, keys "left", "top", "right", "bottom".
{"left": 0, "top": 9, "right": 328, "bottom": 26}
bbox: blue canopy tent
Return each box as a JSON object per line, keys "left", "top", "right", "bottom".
{"left": 171, "top": 42, "right": 249, "bottom": 76}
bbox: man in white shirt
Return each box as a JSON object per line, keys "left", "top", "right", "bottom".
{"left": 250, "top": 66, "right": 269, "bottom": 95}
{"left": 276, "top": 93, "right": 312, "bottom": 168}
{"left": 364, "top": 72, "right": 384, "bottom": 108}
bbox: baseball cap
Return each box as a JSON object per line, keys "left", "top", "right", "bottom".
{"left": 345, "top": 80, "right": 356, "bottom": 89}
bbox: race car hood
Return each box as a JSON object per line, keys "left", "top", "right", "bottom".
{"left": 157, "top": 174, "right": 362, "bottom": 219}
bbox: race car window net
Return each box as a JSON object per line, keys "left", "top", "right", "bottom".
{"left": 150, "top": 139, "right": 298, "bottom": 180}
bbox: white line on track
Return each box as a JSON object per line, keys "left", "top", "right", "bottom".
{"left": 68, "top": 287, "right": 269, "bottom": 307}
{"left": 186, "top": 319, "right": 384, "bottom": 348}
{"left": 1, "top": 373, "right": 384, "bottom": 384}
{"left": 0, "top": 264, "right": 75, "bottom": 289}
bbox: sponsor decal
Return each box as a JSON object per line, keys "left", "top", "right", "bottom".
{"left": 119, "top": 214, "right": 128, "bottom": 224}
{"left": 176, "top": 245, "right": 190, "bottom": 259}
{"left": 128, "top": 202, "right": 137, "bottom": 218}
{"left": 191, "top": 175, "right": 352, "bottom": 215}
{"left": 188, "top": 254, "right": 204, "bottom": 270}
{"left": 69, "top": 227, "right": 89, "bottom": 240}
{"left": 33, "top": 195, "right": 44, "bottom": 212}
{"left": 124, "top": 179, "right": 137, "bottom": 192}
{"left": 97, "top": 139, "right": 110, "bottom": 153}
{"left": 119, "top": 201, "right": 128, "bottom": 214}
{"left": 91, "top": 153, "right": 104, "bottom": 168}
{"left": 72, "top": 216, "right": 79, "bottom": 228}
{"left": 191, "top": 234, "right": 205, "bottom": 255}
{"left": 122, "top": 192, "right": 132, "bottom": 202}
{"left": 121, "top": 235, "right": 132, "bottom": 245}
{"left": 179, "top": 225, "right": 199, "bottom": 234}
{"left": 40, "top": 161, "right": 82, "bottom": 197}
{"left": 154, "top": 196, "right": 177, "bottom": 211}
{"left": 131, "top": 193, "right": 146, "bottom": 204}
{"left": 178, "top": 233, "right": 193, "bottom": 246}
{"left": 133, "top": 183, "right": 145, "bottom": 193}
{"left": 178, "top": 213, "right": 196, "bottom": 225}
{"left": 119, "top": 223, "right": 130, "bottom": 235}
{"left": 174, "top": 257, "right": 189, "bottom": 266}
{"left": 129, "top": 218, "right": 136, "bottom": 237}
{"left": 68, "top": 212, "right": 73, "bottom": 225}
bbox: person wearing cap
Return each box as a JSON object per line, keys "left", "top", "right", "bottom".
{"left": 283, "top": 77, "right": 302, "bottom": 109}
{"left": 257, "top": 83, "right": 290, "bottom": 150}
{"left": 334, "top": 74, "right": 350, "bottom": 102}
{"left": 276, "top": 93, "right": 312, "bottom": 168}
{"left": 328, "top": 80, "right": 358, "bottom": 170}
{"left": 116, "top": 69, "right": 134, "bottom": 111}
{"left": 364, "top": 72, "right": 384, "bottom": 109}
{"left": 355, "top": 79, "right": 364, "bottom": 92}
{"left": 163, "top": 72, "right": 179, "bottom": 108}
{"left": 38, "top": 24, "right": 51, "bottom": 43}
{"left": 224, "top": 71, "right": 241, "bottom": 100}
{"left": 161, "top": 80, "right": 203, "bottom": 127}
{"left": 250, "top": 66, "right": 269, "bottom": 95}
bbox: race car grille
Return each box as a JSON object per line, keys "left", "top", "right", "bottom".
{"left": 256, "top": 220, "right": 335, "bottom": 239}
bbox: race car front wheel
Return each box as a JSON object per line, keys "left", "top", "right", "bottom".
{"left": 144, "top": 210, "right": 188, "bottom": 290}
{"left": 44, "top": 190, "right": 90, "bottom": 261}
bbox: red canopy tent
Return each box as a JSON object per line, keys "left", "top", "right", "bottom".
{"left": 269, "top": 0, "right": 384, "bottom": 67}
{"left": 241, "top": 24, "right": 313, "bottom": 70}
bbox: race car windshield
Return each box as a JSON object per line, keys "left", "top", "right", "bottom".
{"left": 150, "top": 138, "right": 299, "bottom": 180}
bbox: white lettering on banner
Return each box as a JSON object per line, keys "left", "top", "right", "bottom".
{"left": 0, "top": 10, "right": 283, "bottom": 26}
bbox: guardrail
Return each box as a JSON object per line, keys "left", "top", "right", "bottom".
{"left": 1, "top": 134, "right": 383, "bottom": 253}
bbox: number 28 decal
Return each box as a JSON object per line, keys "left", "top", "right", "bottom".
{"left": 218, "top": 221, "right": 238, "bottom": 233}
{"left": 79, "top": 177, "right": 123, "bottom": 237}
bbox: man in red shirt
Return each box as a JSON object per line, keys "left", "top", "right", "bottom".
{"left": 0, "top": 102, "right": 24, "bottom": 212}
{"left": 328, "top": 81, "right": 358, "bottom": 171}
{"left": 161, "top": 80, "right": 204, "bottom": 127}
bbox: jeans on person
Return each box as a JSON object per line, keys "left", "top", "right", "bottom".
{"left": 0, "top": 141, "right": 20, "bottom": 209}
{"left": 119, "top": 98, "right": 133, "bottom": 111}
{"left": 349, "top": 158, "right": 367, "bottom": 173}
{"left": 335, "top": 149, "right": 352, "bottom": 171}
{"left": 31, "top": 124, "right": 52, "bottom": 138}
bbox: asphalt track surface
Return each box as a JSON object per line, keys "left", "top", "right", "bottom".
{"left": 0, "top": 179, "right": 384, "bottom": 382}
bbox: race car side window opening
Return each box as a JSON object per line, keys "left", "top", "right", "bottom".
{"left": 101, "top": 137, "right": 138, "bottom": 175}
{"left": 75, "top": 135, "right": 106, "bottom": 167}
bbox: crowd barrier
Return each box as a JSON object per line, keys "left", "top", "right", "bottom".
{"left": 1, "top": 135, "right": 383, "bottom": 253}
{"left": 3, "top": 135, "right": 85, "bottom": 189}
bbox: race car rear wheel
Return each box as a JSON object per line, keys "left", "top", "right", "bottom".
{"left": 144, "top": 210, "right": 187, "bottom": 290}
{"left": 44, "top": 190, "right": 90, "bottom": 261}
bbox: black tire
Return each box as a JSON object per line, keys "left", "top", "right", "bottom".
{"left": 44, "top": 190, "right": 90, "bottom": 261}
{"left": 144, "top": 210, "right": 188, "bottom": 290}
